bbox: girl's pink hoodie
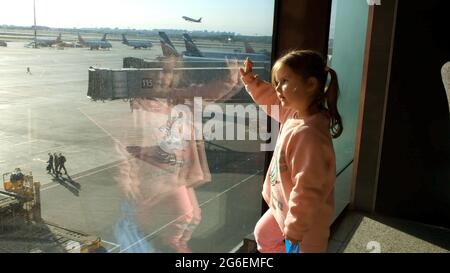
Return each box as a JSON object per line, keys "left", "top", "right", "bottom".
{"left": 242, "top": 74, "right": 336, "bottom": 244}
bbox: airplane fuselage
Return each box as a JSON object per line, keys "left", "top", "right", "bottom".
{"left": 181, "top": 33, "right": 269, "bottom": 62}
{"left": 182, "top": 16, "right": 202, "bottom": 23}
{"left": 82, "top": 41, "right": 112, "bottom": 50}
{"left": 123, "top": 40, "right": 153, "bottom": 49}
{"left": 78, "top": 35, "right": 112, "bottom": 50}
{"left": 27, "top": 34, "right": 62, "bottom": 48}
{"left": 183, "top": 51, "right": 268, "bottom": 62}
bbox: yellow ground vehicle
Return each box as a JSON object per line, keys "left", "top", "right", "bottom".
{"left": 3, "top": 168, "right": 34, "bottom": 194}
{"left": 0, "top": 168, "right": 103, "bottom": 253}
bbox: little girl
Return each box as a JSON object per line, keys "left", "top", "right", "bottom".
{"left": 240, "top": 50, "right": 343, "bottom": 253}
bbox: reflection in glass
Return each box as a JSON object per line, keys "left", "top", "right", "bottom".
{"left": 110, "top": 59, "right": 244, "bottom": 252}
{"left": 0, "top": 0, "right": 274, "bottom": 253}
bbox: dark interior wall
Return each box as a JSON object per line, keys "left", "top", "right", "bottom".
{"left": 272, "top": 0, "right": 331, "bottom": 59}
{"left": 377, "top": 0, "right": 450, "bottom": 228}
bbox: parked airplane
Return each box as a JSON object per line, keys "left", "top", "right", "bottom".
{"left": 26, "top": 33, "right": 62, "bottom": 48}
{"left": 182, "top": 33, "right": 269, "bottom": 62}
{"left": 158, "top": 31, "right": 181, "bottom": 58}
{"left": 122, "top": 34, "right": 153, "bottom": 49}
{"left": 78, "top": 33, "right": 112, "bottom": 50}
{"left": 182, "top": 16, "right": 202, "bottom": 23}
{"left": 244, "top": 42, "right": 256, "bottom": 54}
{"left": 244, "top": 41, "right": 270, "bottom": 56}
{"left": 157, "top": 32, "right": 269, "bottom": 64}
{"left": 55, "top": 40, "right": 79, "bottom": 48}
{"left": 0, "top": 40, "right": 7, "bottom": 47}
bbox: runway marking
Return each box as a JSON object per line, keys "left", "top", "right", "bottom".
{"left": 103, "top": 240, "right": 120, "bottom": 247}
{"left": 77, "top": 107, "right": 126, "bottom": 149}
{"left": 119, "top": 170, "right": 262, "bottom": 253}
{"left": 28, "top": 109, "right": 32, "bottom": 143}
{"left": 34, "top": 145, "right": 65, "bottom": 155}
{"left": 107, "top": 245, "right": 121, "bottom": 253}
{"left": 40, "top": 160, "right": 129, "bottom": 192}
{"left": 0, "top": 90, "right": 29, "bottom": 97}
{"left": 33, "top": 158, "right": 47, "bottom": 163}
{"left": 12, "top": 140, "right": 38, "bottom": 146}
{"left": 199, "top": 170, "right": 262, "bottom": 207}
{"left": 229, "top": 242, "right": 244, "bottom": 253}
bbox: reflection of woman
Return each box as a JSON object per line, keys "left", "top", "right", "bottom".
{"left": 113, "top": 59, "right": 242, "bottom": 252}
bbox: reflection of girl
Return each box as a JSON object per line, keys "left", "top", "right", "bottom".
{"left": 241, "top": 51, "right": 342, "bottom": 253}
{"left": 113, "top": 59, "right": 241, "bottom": 252}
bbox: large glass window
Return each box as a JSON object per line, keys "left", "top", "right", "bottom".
{"left": 0, "top": 0, "right": 275, "bottom": 253}
{"left": 328, "top": 0, "right": 369, "bottom": 219}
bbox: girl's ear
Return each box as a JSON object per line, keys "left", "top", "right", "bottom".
{"left": 306, "top": 77, "right": 320, "bottom": 93}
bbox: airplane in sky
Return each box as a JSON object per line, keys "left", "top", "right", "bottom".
{"left": 182, "top": 33, "right": 269, "bottom": 62}
{"left": 26, "top": 33, "right": 62, "bottom": 48}
{"left": 182, "top": 16, "right": 202, "bottom": 23}
{"left": 122, "top": 34, "right": 153, "bottom": 49}
{"left": 78, "top": 33, "right": 112, "bottom": 50}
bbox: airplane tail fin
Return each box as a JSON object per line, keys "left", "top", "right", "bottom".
{"left": 244, "top": 41, "right": 256, "bottom": 54}
{"left": 182, "top": 33, "right": 203, "bottom": 57}
{"left": 56, "top": 33, "right": 62, "bottom": 43}
{"left": 101, "top": 33, "right": 107, "bottom": 41}
{"left": 78, "top": 33, "right": 85, "bottom": 44}
{"left": 122, "top": 34, "right": 128, "bottom": 44}
{"left": 158, "top": 32, "right": 176, "bottom": 49}
{"left": 160, "top": 41, "right": 180, "bottom": 58}
{"left": 199, "top": 18, "right": 202, "bottom": 23}
{"left": 158, "top": 32, "right": 180, "bottom": 58}
{"left": 183, "top": 33, "right": 194, "bottom": 43}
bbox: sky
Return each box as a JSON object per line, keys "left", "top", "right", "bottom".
{"left": 0, "top": 0, "right": 275, "bottom": 36}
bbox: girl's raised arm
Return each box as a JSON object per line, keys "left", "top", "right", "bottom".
{"left": 240, "top": 58, "right": 284, "bottom": 122}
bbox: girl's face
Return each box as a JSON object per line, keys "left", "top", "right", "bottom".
{"left": 274, "top": 64, "right": 316, "bottom": 111}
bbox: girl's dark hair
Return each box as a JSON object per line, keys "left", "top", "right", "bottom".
{"left": 271, "top": 50, "right": 343, "bottom": 138}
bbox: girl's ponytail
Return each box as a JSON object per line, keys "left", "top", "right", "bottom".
{"left": 325, "top": 68, "right": 343, "bottom": 139}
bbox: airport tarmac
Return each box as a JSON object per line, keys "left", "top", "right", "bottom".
{"left": 0, "top": 41, "right": 268, "bottom": 252}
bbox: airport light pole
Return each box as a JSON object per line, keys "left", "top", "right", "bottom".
{"left": 33, "top": 0, "right": 37, "bottom": 48}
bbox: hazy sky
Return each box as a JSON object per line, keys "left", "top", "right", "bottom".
{"left": 0, "top": 0, "right": 275, "bottom": 36}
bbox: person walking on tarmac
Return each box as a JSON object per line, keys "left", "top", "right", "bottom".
{"left": 59, "top": 153, "right": 68, "bottom": 175}
{"left": 46, "top": 153, "right": 54, "bottom": 173}
{"left": 53, "top": 152, "right": 60, "bottom": 176}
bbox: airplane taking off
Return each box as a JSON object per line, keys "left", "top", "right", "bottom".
{"left": 122, "top": 34, "right": 153, "bottom": 49}
{"left": 26, "top": 33, "right": 62, "bottom": 48}
{"left": 182, "top": 16, "right": 202, "bottom": 23}
{"left": 78, "top": 33, "right": 112, "bottom": 50}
